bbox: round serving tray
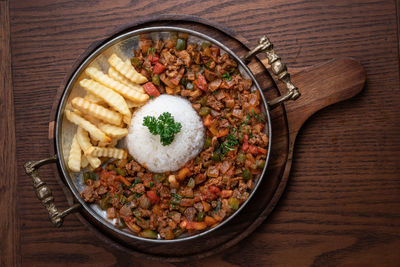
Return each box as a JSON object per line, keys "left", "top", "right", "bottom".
{"left": 42, "top": 16, "right": 365, "bottom": 262}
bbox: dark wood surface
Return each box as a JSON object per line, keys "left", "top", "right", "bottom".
{"left": 0, "top": 1, "right": 19, "bottom": 266}
{"left": 3, "top": 0, "right": 400, "bottom": 266}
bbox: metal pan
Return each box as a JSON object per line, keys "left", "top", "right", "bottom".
{"left": 24, "top": 26, "right": 299, "bottom": 245}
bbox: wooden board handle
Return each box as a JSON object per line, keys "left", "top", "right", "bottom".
{"left": 264, "top": 57, "right": 366, "bottom": 138}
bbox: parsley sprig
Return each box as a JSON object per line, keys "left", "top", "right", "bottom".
{"left": 220, "top": 130, "right": 239, "bottom": 155}
{"left": 222, "top": 72, "right": 232, "bottom": 81}
{"left": 143, "top": 112, "right": 182, "bottom": 146}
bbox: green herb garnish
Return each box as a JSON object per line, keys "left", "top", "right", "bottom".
{"left": 220, "top": 132, "right": 239, "bottom": 155}
{"left": 148, "top": 47, "right": 155, "bottom": 55}
{"left": 222, "top": 72, "right": 232, "bottom": 81}
{"left": 172, "top": 193, "right": 183, "bottom": 201}
{"left": 143, "top": 112, "right": 182, "bottom": 146}
{"left": 251, "top": 110, "right": 265, "bottom": 122}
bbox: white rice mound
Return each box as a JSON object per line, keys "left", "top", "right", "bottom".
{"left": 126, "top": 95, "right": 205, "bottom": 173}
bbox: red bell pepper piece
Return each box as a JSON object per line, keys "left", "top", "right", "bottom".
{"left": 148, "top": 54, "right": 159, "bottom": 64}
{"left": 152, "top": 62, "right": 166, "bottom": 75}
{"left": 146, "top": 190, "right": 160, "bottom": 203}
{"left": 248, "top": 145, "right": 259, "bottom": 155}
{"left": 242, "top": 134, "right": 249, "bottom": 151}
{"left": 143, "top": 82, "right": 160, "bottom": 97}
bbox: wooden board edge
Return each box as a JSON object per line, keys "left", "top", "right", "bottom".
{"left": 0, "top": 1, "right": 20, "bottom": 266}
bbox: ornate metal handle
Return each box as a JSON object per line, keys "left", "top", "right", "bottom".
{"left": 242, "top": 35, "right": 300, "bottom": 108}
{"left": 24, "top": 155, "right": 81, "bottom": 227}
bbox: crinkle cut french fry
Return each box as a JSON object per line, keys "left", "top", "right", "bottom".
{"left": 123, "top": 115, "right": 131, "bottom": 125}
{"left": 71, "top": 97, "right": 122, "bottom": 126}
{"left": 108, "top": 67, "right": 145, "bottom": 93}
{"left": 65, "top": 110, "right": 111, "bottom": 143}
{"left": 126, "top": 98, "right": 144, "bottom": 108}
{"left": 76, "top": 126, "right": 93, "bottom": 152}
{"left": 76, "top": 127, "right": 102, "bottom": 168}
{"left": 85, "top": 67, "right": 149, "bottom": 103}
{"left": 68, "top": 135, "right": 81, "bottom": 172}
{"left": 98, "top": 138, "right": 118, "bottom": 147}
{"left": 107, "top": 54, "right": 148, "bottom": 84}
{"left": 97, "top": 122, "right": 129, "bottom": 139}
{"left": 79, "top": 79, "right": 131, "bottom": 117}
{"left": 81, "top": 154, "right": 89, "bottom": 168}
{"left": 84, "top": 93, "right": 106, "bottom": 106}
{"left": 86, "top": 146, "right": 128, "bottom": 160}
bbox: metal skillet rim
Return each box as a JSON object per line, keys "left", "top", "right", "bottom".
{"left": 55, "top": 26, "right": 272, "bottom": 244}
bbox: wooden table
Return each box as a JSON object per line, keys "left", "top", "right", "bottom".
{"left": 1, "top": 0, "right": 400, "bottom": 266}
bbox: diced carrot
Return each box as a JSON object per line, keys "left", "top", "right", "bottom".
{"left": 177, "top": 167, "right": 191, "bottom": 180}
{"left": 181, "top": 220, "right": 207, "bottom": 230}
{"left": 204, "top": 215, "right": 217, "bottom": 226}
{"left": 202, "top": 201, "right": 211, "bottom": 212}
{"left": 203, "top": 114, "right": 212, "bottom": 126}
{"left": 125, "top": 221, "right": 141, "bottom": 233}
{"left": 220, "top": 190, "right": 233, "bottom": 198}
{"left": 216, "top": 128, "right": 229, "bottom": 138}
{"left": 210, "top": 222, "right": 220, "bottom": 228}
{"left": 194, "top": 173, "right": 206, "bottom": 184}
{"left": 117, "top": 176, "right": 131, "bottom": 187}
{"left": 107, "top": 207, "right": 116, "bottom": 219}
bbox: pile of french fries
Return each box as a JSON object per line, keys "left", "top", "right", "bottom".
{"left": 67, "top": 54, "right": 150, "bottom": 172}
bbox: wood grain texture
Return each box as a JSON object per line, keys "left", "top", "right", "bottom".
{"left": 0, "top": 1, "right": 19, "bottom": 266}
{"left": 9, "top": 0, "right": 400, "bottom": 266}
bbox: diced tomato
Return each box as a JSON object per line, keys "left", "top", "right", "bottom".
{"left": 143, "top": 82, "right": 160, "bottom": 97}
{"left": 146, "top": 190, "right": 160, "bottom": 203}
{"left": 152, "top": 62, "right": 166, "bottom": 75}
{"left": 208, "top": 185, "right": 221, "bottom": 195}
{"left": 248, "top": 145, "right": 259, "bottom": 155}
{"left": 148, "top": 54, "right": 159, "bottom": 64}
{"left": 258, "top": 147, "right": 268, "bottom": 154}
{"left": 195, "top": 73, "right": 208, "bottom": 91}
{"left": 203, "top": 114, "right": 212, "bottom": 126}
{"left": 242, "top": 134, "right": 249, "bottom": 151}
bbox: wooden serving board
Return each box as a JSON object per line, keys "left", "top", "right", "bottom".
{"left": 47, "top": 17, "right": 365, "bottom": 262}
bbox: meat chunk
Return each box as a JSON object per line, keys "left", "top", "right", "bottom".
{"left": 80, "top": 186, "right": 96, "bottom": 202}
{"left": 219, "top": 119, "right": 230, "bottom": 128}
{"left": 207, "top": 95, "right": 224, "bottom": 111}
{"left": 175, "top": 50, "right": 191, "bottom": 67}
{"left": 184, "top": 207, "right": 197, "bottom": 221}
{"left": 125, "top": 161, "right": 142, "bottom": 176}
